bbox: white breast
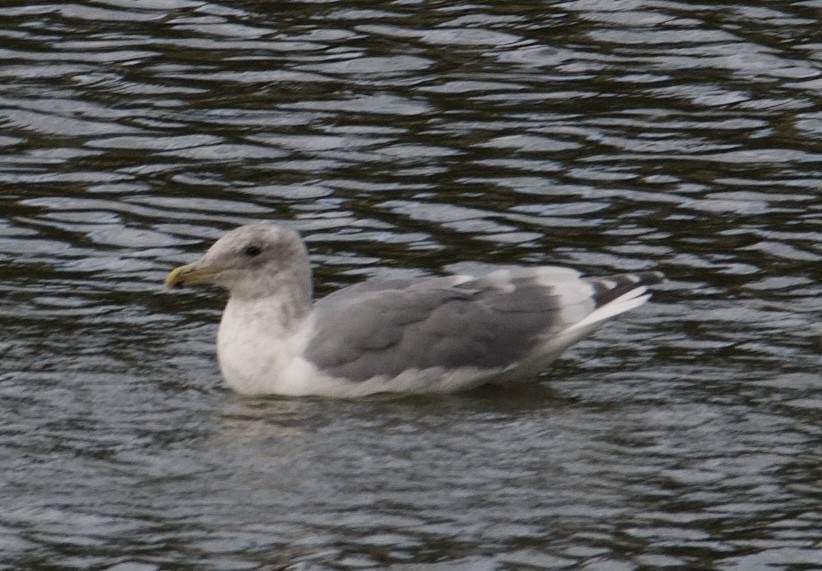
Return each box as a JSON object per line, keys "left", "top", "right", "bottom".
{"left": 216, "top": 296, "right": 318, "bottom": 395}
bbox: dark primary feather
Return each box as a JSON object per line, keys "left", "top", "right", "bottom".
{"left": 585, "top": 271, "right": 664, "bottom": 307}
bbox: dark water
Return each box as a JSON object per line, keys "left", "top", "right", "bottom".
{"left": 1, "top": 0, "right": 821, "bottom": 569}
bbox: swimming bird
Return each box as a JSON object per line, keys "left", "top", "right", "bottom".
{"left": 165, "top": 222, "right": 663, "bottom": 397}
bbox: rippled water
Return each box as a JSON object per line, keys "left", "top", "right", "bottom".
{"left": 1, "top": 0, "right": 821, "bottom": 569}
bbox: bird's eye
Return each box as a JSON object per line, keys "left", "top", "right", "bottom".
{"left": 243, "top": 245, "right": 262, "bottom": 257}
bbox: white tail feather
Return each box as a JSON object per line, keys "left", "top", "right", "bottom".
{"left": 565, "top": 286, "right": 650, "bottom": 335}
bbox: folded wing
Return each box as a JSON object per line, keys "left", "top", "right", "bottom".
{"left": 304, "top": 268, "right": 663, "bottom": 383}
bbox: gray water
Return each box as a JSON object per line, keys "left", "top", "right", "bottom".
{"left": 1, "top": 1, "right": 821, "bottom": 569}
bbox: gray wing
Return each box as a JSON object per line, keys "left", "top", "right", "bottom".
{"left": 304, "top": 267, "right": 645, "bottom": 382}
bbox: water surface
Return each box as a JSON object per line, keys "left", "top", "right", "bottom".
{"left": 1, "top": 0, "right": 820, "bottom": 569}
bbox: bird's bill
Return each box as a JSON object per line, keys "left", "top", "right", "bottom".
{"left": 165, "top": 261, "right": 219, "bottom": 288}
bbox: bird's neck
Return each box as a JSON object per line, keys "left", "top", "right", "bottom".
{"left": 217, "top": 292, "right": 313, "bottom": 394}
{"left": 225, "top": 283, "right": 311, "bottom": 332}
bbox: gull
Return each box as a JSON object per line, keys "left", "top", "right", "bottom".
{"left": 165, "top": 222, "right": 663, "bottom": 397}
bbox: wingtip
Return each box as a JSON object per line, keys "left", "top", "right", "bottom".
{"left": 639, "top": 270, "right": 665, "bottom": 285}
{"left": 584, "top": 270, "right": 664, "bottom": 309}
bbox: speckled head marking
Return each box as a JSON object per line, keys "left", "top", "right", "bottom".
{"left": 165, "top": 222, "right": 312, "bottom": 304}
